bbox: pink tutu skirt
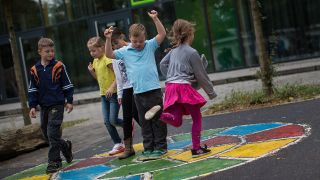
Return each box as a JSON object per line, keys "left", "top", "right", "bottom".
{"left": 163, "top": 83, "right": 206, "bottom": 115}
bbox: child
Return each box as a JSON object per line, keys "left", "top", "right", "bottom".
{"left": 104, "top": 10, "right": 167, "bottom": 161}
{"left": 146, "top": 19, "right": 217, "bottom": 158}
{"left": 28, "top": 38, "right": 74, "bottom": 173}
{"left": 111, "top": 28, "right": 141, "bottom": 159}
{"left": 87, "top": 37, "right": 124, "bottom": 155}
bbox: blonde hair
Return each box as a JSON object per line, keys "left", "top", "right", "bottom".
{"left": 38, "top": 38, "right": 54, "bottom": 50}
{"left": 87, "top": 37, "right": 105, "bottom": 48}
{"left": 129, "top": 23, "right": 146, "bottom": 37}
{"left": 169, "top": 19, "right": 195, "bottom": 47}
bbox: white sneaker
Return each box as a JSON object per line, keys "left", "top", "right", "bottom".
{"left": 108, "top": 143, "right": 125, "bottom": 156}
{"left": 145, "top": 105, "right": 161, "bottom": 120}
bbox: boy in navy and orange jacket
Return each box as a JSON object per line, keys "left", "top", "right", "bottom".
{"left": 28, "top": 37, "right": 74, "bottom": 174}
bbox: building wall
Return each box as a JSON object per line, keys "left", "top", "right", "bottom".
{"left": 0, "top": 0, "right": 319, "bottom": 103}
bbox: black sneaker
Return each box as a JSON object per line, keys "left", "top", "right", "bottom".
{"left": 62, "top": 140, "right": 73, "bottom": 163}
{"left": 46, "top": 161, "right": 62, "bottom": 174}
{"left": 191, "top": 144, "right": 211, "bottom": 158}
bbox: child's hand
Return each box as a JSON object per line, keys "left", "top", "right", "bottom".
{"left": 88, "top": 62, "right": 94, "bottom": 72}
{"left": 104, "top": 26, "right": 113, "bottom": 39}
{"left": 118, "top": 98, "right": 122, "bottom": 105}
{"left": 29, "top": 108, "right": 36, "bottom": 118}
{"left": 65, "top": 103, "right": 73, "bottom": 113}
{"left": 105, "top": 88, "right": 113, "bottom": 99}
{"left": 148, "top": 10, "right": 158, "bottom": 19}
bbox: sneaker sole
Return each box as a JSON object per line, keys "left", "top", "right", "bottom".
{"left": 137, "top": 156, "right": 160, "bottom": 161}
{"left": 145, "top": 105, "right": 161, "bottom": 120}
{"left": 191, "top": 151, "right": 211, "bottom": 158}
{"left": 109, "top": 149, "right": 125, "bottom": 156}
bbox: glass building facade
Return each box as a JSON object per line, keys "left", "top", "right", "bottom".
{"left": 0, "top": 0, "right": 319, "bottom": 104}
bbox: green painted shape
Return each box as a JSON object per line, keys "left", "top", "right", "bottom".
{"left": 5, "top": 161, "right": 78, "bottom": 180}
{"left": 202, "top": 128, "right": 226, "bottom": 138}
{"left": 153, "top": 158, "right": 244, "bottom": 180}
{"left": 171, "top": 128, "right": 225, "bottom": 142}
{"left": 107, "top": 152, "right": 142, "bottom": 167}
{"left": 100, "top": 159, "right": 181, "bottom": 179}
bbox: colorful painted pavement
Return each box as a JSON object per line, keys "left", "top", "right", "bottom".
{"left": 5, "top": 122, "right": 310, "bottom": 180}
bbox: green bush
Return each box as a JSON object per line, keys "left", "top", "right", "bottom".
{"left": 206, "top": 84, "right": 320, "bottom": 114}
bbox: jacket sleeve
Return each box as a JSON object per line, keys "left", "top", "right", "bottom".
{"left": 60, "top": 63, "right": 74, "bottom": 104}
{"left": 189, "top": 52, "right": 217, "bottom": 99}
{"left": 28, "top": 71, "right": 39, "bottom": 109}
{"left": 160, "top": 50, "right": 171, "bottom": 77}
{"left": 112, "top": 60, "right": 123, "bottom": 99}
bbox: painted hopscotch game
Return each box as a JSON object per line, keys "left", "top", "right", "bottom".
{"left": 5, "top": 122, "right": 310, "bottom": 180}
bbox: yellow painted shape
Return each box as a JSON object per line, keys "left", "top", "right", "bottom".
{"left": 163, "top": 150, "right": 180, "bottom": 158}
{"left": 220, "top": 138, "right": 297, "bottom": 158}
{"left": 21, "top": 174, "right": 50, "bottom": 180}
{"left": 95, "top": 143, "right": 144, "bottom": 157}
{"left": 133, "top": 143, "right": 144, "bottom": 152}
{"left": 169, "top": 144, "right": 236, "bottom": 162}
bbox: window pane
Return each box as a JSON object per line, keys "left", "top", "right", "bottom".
{"left": 41, "top": 0, "right": 67, "bottom": 25}
{"left": 65, "top": 0, "right": 96, "bottom": 20}
{"left": 236, "top": 0, "right": 258, "bottom": 66}
{"left": 94, "top": 0, "right": 129, "bottom": 14}
{"left": 45, "top": 21, "right": 97, "bottom": 92}
{"left": 174, "top": 0, "right": 214, "bottom": 72}
{"left": 0, "top": 43, "right": 18, "bottom": 99}
{"left": 262, "top": 0, "right": 320, "bottom": 62}
{"left": 0, "top": 9, "right": 7, "bottom": 35}
{"left": 207, "top": 0, "right": 245, "bottom": 71}
{"left": 12, "top": 0, "right": 42, "bottom": 31}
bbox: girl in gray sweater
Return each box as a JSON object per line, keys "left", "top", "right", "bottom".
{"left": 145, "top": 19, "right": 216, "bottom": 157}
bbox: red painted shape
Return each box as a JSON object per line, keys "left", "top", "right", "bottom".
{"left": 63, "top": 157, "right": 115, "bottom": 171}
{"left": 187, "top": 136, "right": 241, "bottom": 149}
{"left": 245, "top": 124, "right": 305, "bottom": 143}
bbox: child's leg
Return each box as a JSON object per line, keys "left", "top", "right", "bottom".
{"left": 134, "top": 89, "right": 167, "bottom": 152}
{"left": 132, "top": 93, "right": 141, "bottom": 126}
{"left": 184, "top": 104, "right": 202, "bottom": 150}
{"left": 47, "top": 105, "right": 65, "bottom": 163}
{"left": 160, "top": 104, "right": 184, "bottom": 127}
{"left": 40, "top": 107, "right": 49, "bottom": 141}
{"left": 122, "top": 88, "right": 135, "bottom": 140}
{"left": 109, "top": 93, "right": 123, "bottom": 127}
{"left": 101, "top": 96, "right": 122, "bottom": 144}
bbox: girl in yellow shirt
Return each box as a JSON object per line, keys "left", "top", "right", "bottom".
{"left": 87, "top": 37, "right": 124, "bottom": 155}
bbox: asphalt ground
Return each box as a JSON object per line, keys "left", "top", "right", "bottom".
{"left": 1, "top": 98, "right": 319, "bottom": 179}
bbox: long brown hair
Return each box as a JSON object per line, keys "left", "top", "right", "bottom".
{"left": 168, "top": 19, "right": 195, "bottom": 48}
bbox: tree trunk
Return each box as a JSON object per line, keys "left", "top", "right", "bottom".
{"left": 0, "top": 124, "right": 47, "bottom": 161}
{"left": 249, "top": 0, "right": 274, "bottom": 95}
{"left": 2, "top": 0, "right": 32, "bottom": 125}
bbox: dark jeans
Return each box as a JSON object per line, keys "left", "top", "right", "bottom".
{"left": 40, "top": 104, "right": 69, "bottom": 163}
{"left": 122, "top": 87, "right": 140, "bottom": 140}
{"left": 101, "top": 93, "right": 123, "bottom": 144}
{"left": 134, "top": 88, "right": 167, "bottom": 151}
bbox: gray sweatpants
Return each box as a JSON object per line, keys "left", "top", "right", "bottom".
{"left": 134, "top": 89, "right": 167, "bottom": 151}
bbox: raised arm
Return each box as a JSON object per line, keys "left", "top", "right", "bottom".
{"left": 148, "top": 10, "right": 166, "bottom": 45}
{"left": 104, "top": 26, "right": 116, "bottom": 59}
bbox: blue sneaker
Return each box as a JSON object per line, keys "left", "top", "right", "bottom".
{"left": 137, "top": 150, "right": 153, "bottom": 161}
{"left": 147, "top": 149, "right": 167, "bottom": 160}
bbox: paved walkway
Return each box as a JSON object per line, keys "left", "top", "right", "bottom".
{"left": 0, "top": 58, "right": 320, "bottom": 132}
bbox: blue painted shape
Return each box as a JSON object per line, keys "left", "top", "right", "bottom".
{"left": 58, "top": 164, "right": 112, "bottom": 180}
{"left": 168, "top": 140, "right": 191, "bottom": 150}
{"left": 218, "top": 123, "right": 285, "bottom": 136}
{"left": 115, "top": 175, "right": 142, "bottom": 180}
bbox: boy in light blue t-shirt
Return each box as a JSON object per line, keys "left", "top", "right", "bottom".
{"left": 104, "top": 10, "right": 167, "bottom": 161}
